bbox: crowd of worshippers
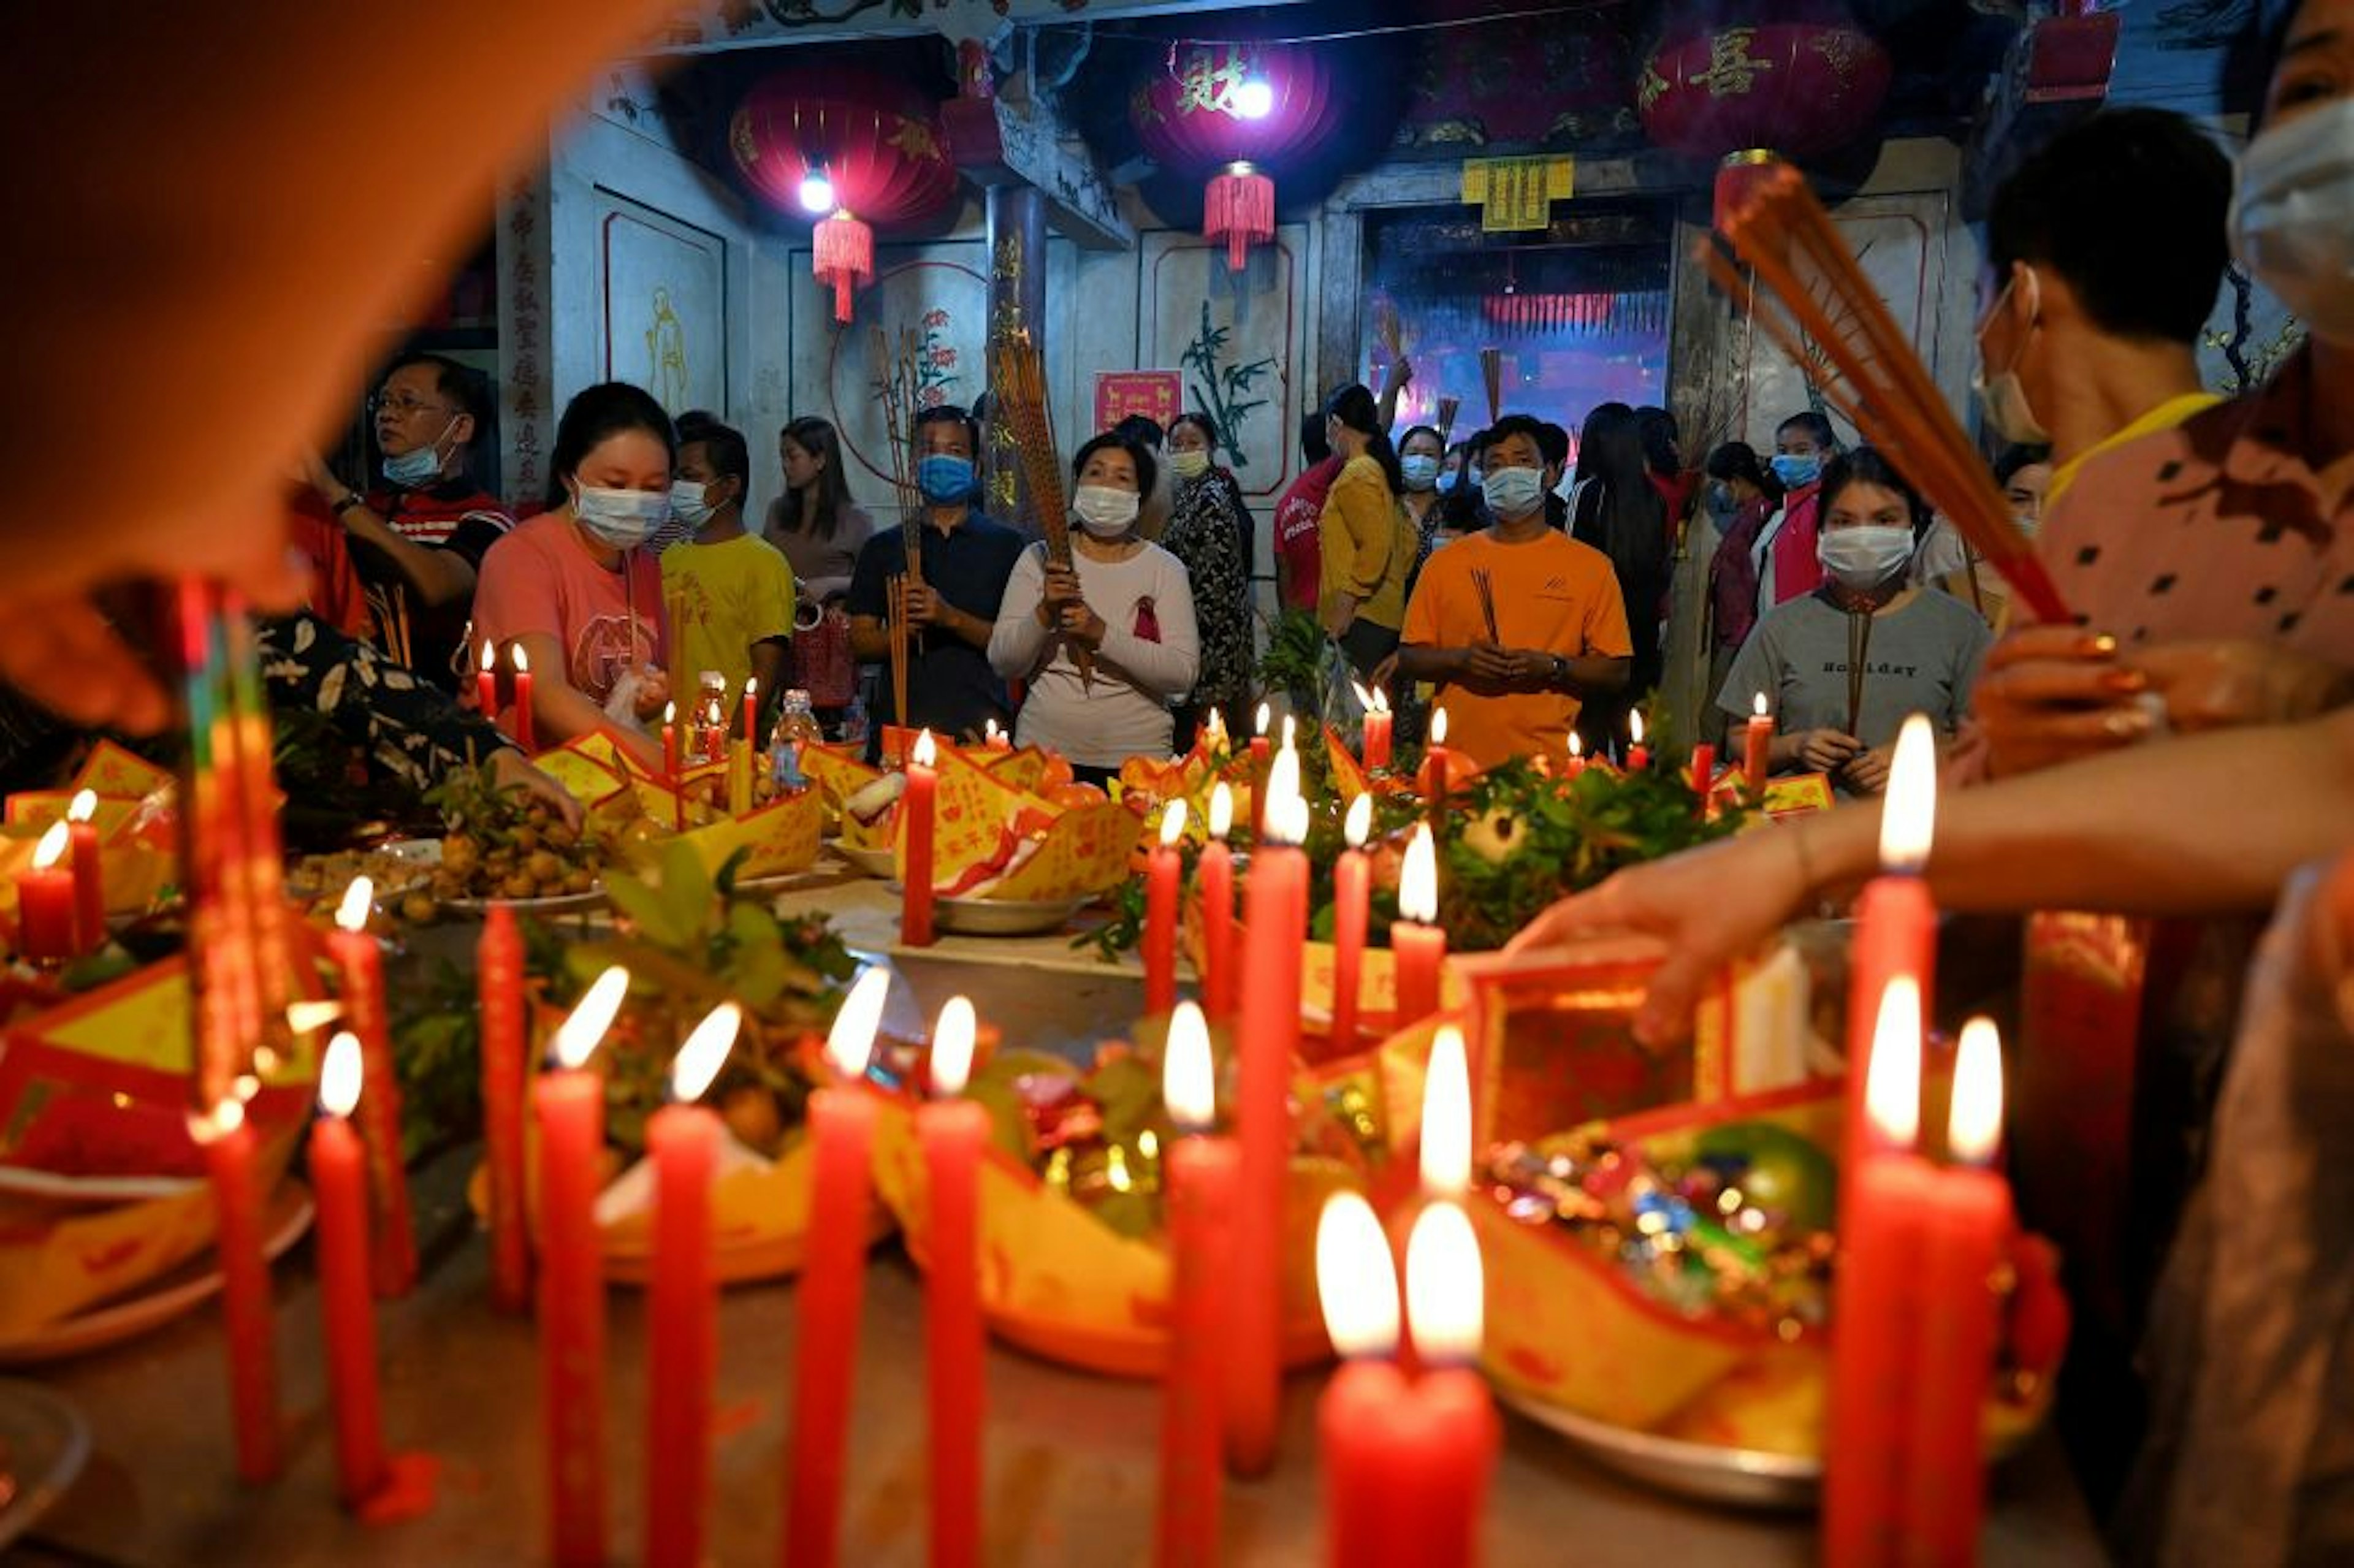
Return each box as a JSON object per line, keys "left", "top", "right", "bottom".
{"left": 32, "top": 95, "right": 2285, "bottom": 821}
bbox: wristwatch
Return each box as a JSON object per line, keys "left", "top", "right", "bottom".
{"left": 332, "top": 491, "right": 370, "bottom": 517}
{"left": 1548, "top": 654, "right": 1569, "bottom": 689}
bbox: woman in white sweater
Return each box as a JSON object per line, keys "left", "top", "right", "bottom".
{"left": 988, "top": 431, "right": 1200, "bottom": 783}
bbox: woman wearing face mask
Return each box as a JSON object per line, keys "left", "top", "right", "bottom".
{"left": 1158, "top": 413, "right": 1254, "bottom": 744}
{"left": 1715, "top": 449, "right": 1991, "bottom": 795}
{"left": 1398, "top": 424, "right": 1447, "bottom": 539}
{"left": 1700, "top": 441, "right": 1785, "bottom": 724}
{"left": 987, "top": 432, "right": 1200, "bottom": 786}
{"left": 472, "top": 381, "right": 676, "bottom": 769}
{"left": 1428, "top": 435, "right": 1492, "bottom": 547}
{"left": 1316, "top": 384, "right": 1417, "bottom": 675}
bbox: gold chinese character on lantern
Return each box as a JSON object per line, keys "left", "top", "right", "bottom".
{"left": 1689, "top": 27, "right": 1773, "bottom": 99}
{"left": 1177, "top": 47, "right": 1251, "bottom": 118}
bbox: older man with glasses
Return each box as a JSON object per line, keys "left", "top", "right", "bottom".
{"left": 297, "top": 351, "right": 514, "bottom": 692}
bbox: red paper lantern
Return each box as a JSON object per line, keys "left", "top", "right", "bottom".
{"left": 732, "top": 68, "right": 958, "bottom": 322}
{"left": 1637, "top": 13, "right": 1891, "bottom": 224}
{"left": 1130, "top": 44, "right": 1339, "bottom": 272}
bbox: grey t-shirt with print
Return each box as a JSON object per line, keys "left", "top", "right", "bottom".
{"left": 1715, "top": 588, "right": 1991, "bottom": 750}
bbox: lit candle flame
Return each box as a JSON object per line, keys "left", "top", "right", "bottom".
{"left": 335, "top": 876, "right": 373, "bottom": 934}
{"left": 670, "top": 1002, "right": 742, "bottom": 1103}
{"left": 1315, "top": 1190, "right": 1400, "bottom": 1360}
{"left": 1398, "top": 823, "right": 1438, "bottom": 925}
{"left": 1568, "top": 731, "right": 1583, "bottom": 760}
{"left": 1263, "top": 740, "right": 1309, "bottom": 847}
{"left": 1753, "top": 691, "right": 1769, "bottom": 718}
{"left": 1431, "top": 707, "right": 1449, "bottom": 747}
{"left": 826, "top": 965, "right": 891, "bottom": 1079}
{"left": 1630, "top": 710, "right": 1645, "bottom": 746}
{"left": 1205, "top": 709, "right": 1228, "bottom": 747}
{"left": 320, "top": 1030, "right": 364, "bottom": 1119}
{"left": 1208, "top": 782, "right": 1233, "bottom": 840}
{"left": 67, "top": 788, "right": 96, "bottom": 825}
{"left": 912, "top": 728, "right": 938, "bottom": 767}
{"left": 1419, "top": 1024, "right": 1470, "bottom": 1195}
{"left": 552, "top": 964, "right": 631, "bottom": 1072}
{"left": 664, "top": 700, "right": 677, "bottom": 726}
{"left": 480, "top": 638, "right": 497, "bottom": 674}
{"left": 1254, "top": 701, "right": 1271, "bottom": 739}
{"left": 1159, "top": 799, "right": 1187, "bottom": 848}
{"left": 1281, "top": 714, "right": 1297, "bottom": 750}
{"left": 1950, "top": 1016, "right": 2005, "bottom": 1166}
{"left": 513, "top": 644, "right": 530, "bottom": 675}
{"left": 984, "top": 718, "right": 1002, "bottom": 745}
{"left": 1350, "top": 680, "right": 1375, "bottom": 712}
{"left": 931, "top": 995, "right": 977, "bottom": 1098}
{"left": 1369, "top": 686, "right": 1390, "bottom": 716}
{"left": 1878, "top": 714, "right": 1937, "bottom": 873}
{"left": 1863, "top": 973, "right": 1922, "bottom": 1149}
{"left": 1343, "top": 791, "right": 1373, "bottom": 850}
{"left": 191, "top": 1095, "right": 248, "bottom": 1143}
{"left": 1404, "top": 1200, "right": 1484, "bottom": 1366}
{"left": 31, "top": 820, "right": 69, "bottom": 872}
{"left": 1162, "top": 1000, "right": 1214, "bottom": 1132}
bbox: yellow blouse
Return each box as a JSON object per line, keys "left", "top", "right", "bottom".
{"left": 1316, "top": 454, "right": 1412, "bottom": 631}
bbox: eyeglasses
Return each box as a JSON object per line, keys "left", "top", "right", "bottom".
{"left": 369, "top": 392, "right": 457, "bottom": 420}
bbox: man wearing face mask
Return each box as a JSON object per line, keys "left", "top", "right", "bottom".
{"left": 660, "top": 412, "right": 794, "bottom": 730}
{"left": 846, "top": 403, "right": 1025, "bottom": 751}
{"left": 1746, "top": 409, "right": 1840, "bottom": 615}
{"left": 1397, "top": 416, "right": 1632, "bottom": 770}
{"left": 297, "top": 351, "right": 513, "bottom": 693}
{"left": 1718, "top": 449, "right": 1990, "bottom": 795}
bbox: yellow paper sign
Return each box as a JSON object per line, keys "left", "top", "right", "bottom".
{"left": 1461, "top": 155, "right": 1575, "bottom": 232}
{"left": 988, "top": 802, "right": 1138, "bottom": 902}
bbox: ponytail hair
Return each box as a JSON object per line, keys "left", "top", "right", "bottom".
{"left": 1324, "top": 382, "right": 1404, "bottom": 497}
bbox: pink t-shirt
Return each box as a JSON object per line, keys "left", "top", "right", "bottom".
{"left": 1272, "top": 454, "right": 1342, "bottom": 613}
{"left": 473, "top": 511, "right": 667, "bottom": 704}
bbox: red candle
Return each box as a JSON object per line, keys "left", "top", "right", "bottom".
{"left": 198, "top": 1093, "right": 282, "bottom": 1483}
{"left": 920, "top": 997, "right": 987, "bottom": 1568}
{"left": 786, "top": 966, "right": 890, "bottom": 1567}
{"left": 536, "top": 965, "right": 631, "bottom": 1568}
{"left": 1228, "top": 737, "right": 1308, "bottom": 1478}
{"left": 1743, "top": 691, "right": 1772, "bottom": 798}
{"left": 329, "top": 878, "right": 415, "bottom": 1298}
{"left": 1330, "top": 794, "right": 1373, "bottom": 1051}
{"left": 902, "top": 729, "right": 939, "bottom": 948}
{"left": 1421, "top": 708, "right": 1452, "bottom": 830}
{"left": 662, "top": 701, "right": 684, "bottom": 833}
{"left": 647, "top": 1001, "right": 741, "bottom": 1568}
{"left": 1145, "top": 801, "right": 1186, "bottom": 1016}
{"left": 1248, "top": 702, "right": 1272, "bottom": 842}
{"left": 1159, "top": 1002, "right": 1238, "bottom": 1568}
{"left": 479, "top": 902, "right": 531, "bottom": 1314}
{"left": 1626, "top": 710, "right": 1649, "bottom": 773}
{"left": 1360, "top": 686, "right": 1394, "bottom": 773}
{"left": 1689, "top": 743, "right": 1716, "bottom": 802}
{"left": 313, "top": 1032, "right": 390, "bottom": 1509}
{"left": 1564, "top": 731, "right": 1585, "bottom": 780}
{"left": 1842, "top": 717, "right": 1939, "bottom": 1218}
{"left": 983, "top": 718, "right": 1011, "bottom": 753}
{"left": 1391, "top": 824, "right": 1446, "bottom": 1029}
{"left": 477, "top": 638, "right": 499, "bottom": 729}
{"left": 18, "top": 821, "right": 77, "bottom": 963}
{"left": 1199, "top": 784, "right": 1237, "bottom": 1025}
{"left": 512, "top": 644, "right": 537, "bottom": 752}
{"left": 1316, "top": 1191, "right": 1404, "bottom": 1566}
{"left": 1393, "top": 1201, "right": 1501, "bottom": 1568}
{"left": 66, "top": 789, "right": 104, "bottom": 953}
{"left": 1825, "top": 976, "right": 1936, "bottom": 1568}
{"left": 742, "top": 676, "right": 760, "bottom": 750}
{"left": 1903, "top": 1018, "right": 2012, "bottom": 1562}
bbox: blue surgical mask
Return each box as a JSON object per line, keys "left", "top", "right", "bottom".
{"left": 1401, "top": 454, "right": 1441, "bottom": 492}
{"left": 669, "top": 479, "right": 715, "bottom": 530}
{"left": 382, "top": 418, "right": 457, "bottom": 488}
{"left": 918, "top": 454, "right": 976, "bottom": 504}
{"left": 1481, "top": 465, "right": 1545, "bottom": 519}
{"left": 1770, "top": 452, "right": 1821, "bottom": 489}
{"left": 573, "top": 484, "right": 670, "bottom": 549}
{"left": 1436, "top": 470, "right": 1459, "bottom": 494}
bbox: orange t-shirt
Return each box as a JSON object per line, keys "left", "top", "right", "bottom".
{"left": 1400, "top": 528, "right": 1631, "bottom": 769}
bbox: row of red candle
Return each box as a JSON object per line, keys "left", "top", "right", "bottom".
{"left": 473, "top": 639, "right": 538, "bottom": 753}
{"left": 16, "top": 790, "right": 104, "bottom": 962}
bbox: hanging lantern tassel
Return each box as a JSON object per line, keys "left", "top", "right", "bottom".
{"left": 813, "top": 210, "right": 875, "bottom": 324}
{"left": 1204, "top": 161, "right": 1275, "bottom": 273}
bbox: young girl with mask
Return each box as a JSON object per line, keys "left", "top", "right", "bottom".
{"left": 987, "top": 432, "right": 1200, "bottom": 784}
{"left": 1715, "top": 448, "right": 1991, "bottom": 794}
{"left": 1398, "top": 423, "right": 1447, "bottom": 539}
{"left": 472, "top": 381, "right": 676, "bottom": 768}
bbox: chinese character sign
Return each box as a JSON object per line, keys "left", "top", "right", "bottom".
{"left": 1094, "top": 371, "right": 1184, "bottom": 438}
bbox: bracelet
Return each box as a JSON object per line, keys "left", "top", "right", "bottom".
{"left": 332, "top": 490, "right": 368, "bottom": 517}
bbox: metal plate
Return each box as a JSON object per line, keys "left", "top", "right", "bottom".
{"left": 445, "top": 888, "right": 608, "bottom": 916}
{"left": 0, "top": 1379, "right": 91, "bottom": 1549}
{"left": 1499, "top": 1387, "right": 1821, "bottom": 1509}
{"left": 931, "top": 896, "right": 1086, "bottom": 938}
{"left": 836, "top": 844, "right": 896, "bottom": 880}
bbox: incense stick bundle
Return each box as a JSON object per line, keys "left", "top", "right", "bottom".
{"left": 1374, "top": 298, "right": 1403, "bottom": 365}
{"left": 989, "top": 329, "right": 1092, "bottom": 687}
{"left": 1471, "top": 567, "right": 1502, "bottom": 645}
{"left": 1479, "top": 346, "right": 1504, "bottom": 425}
{"left": 887, "top": 574, "right": 911, "bottom": 745}
{"left": 1436, "top": 394, "right": 1461, "bottom": 441}
{"left": 872, "top": 324, "right": 926, "bottom": 584}
{"left": 1709, "top": 160, "right": 2068, "bottom": 623}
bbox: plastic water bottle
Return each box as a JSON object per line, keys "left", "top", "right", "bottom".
{"left": 769, "top": 688, "right": 822, "bottom": 789}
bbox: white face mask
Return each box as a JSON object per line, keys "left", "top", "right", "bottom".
{"left": 1818, "top": 523, "right": 1916, "bottom": 588}
{"left": 1168, "top": 450, "right": 1211, "bottom": 481}
{"left": 669, "top": 479, "right": 717, "bottom": 530}
{"left": 1072, "top": 484, "right": 1140, "bottom": 536}
{"left": 1973, "top": 271, "right": 2052, "bottom": 445}
{"left": 573, "top": 484, "right": 671, "bottom": 549}
{"left": 2232, "top": 98, "right": 2354, "bottom": 346}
